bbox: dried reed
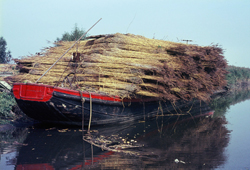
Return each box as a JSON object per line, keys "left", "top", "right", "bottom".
{"left": 7, "top": 33, "right": 227, "bottom": 101}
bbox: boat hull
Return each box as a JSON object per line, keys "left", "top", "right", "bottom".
{"left": 15, "top": 92, "right": 162, "bottom": 126}
{"left": 12, "top": 83, "right": 166, "bottom": 125}
{"left": 13, "top": 83, "right": 203, "bottom": 126}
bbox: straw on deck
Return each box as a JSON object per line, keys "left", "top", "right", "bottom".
{"left": 7, "top": 33, "right": 228, "bottom": 101}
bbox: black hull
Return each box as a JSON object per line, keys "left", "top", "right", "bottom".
{"left": 16, "top": 91, "right": 162, "bottom": 125}
{"left": 13, "top": 83, "right": 208, "bottom": 126}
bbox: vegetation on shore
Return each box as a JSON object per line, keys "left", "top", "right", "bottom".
{"left": 0, "top": 92, "right": 16, "bottom": 124}
{"left": 226, "top": 65, "right": 250, "bottom": 88}
{"left": 0, "top": 91, "right": 31, "bottom": 125}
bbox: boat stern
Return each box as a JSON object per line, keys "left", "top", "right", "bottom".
{"left": 12, "top": 83, "right": 54, "bottom": 102}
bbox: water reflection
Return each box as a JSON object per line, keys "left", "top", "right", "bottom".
{"left": 15, "top": 125, "right": 110, "bottom": 170}
{"left": 3, "top": 88, "right": 249, "bottom": 169}
{"left": 84, "top": 101, "right": 230, "bottom": 169}
{"left": 0, "top": 126, "right": 28, "bottom": 169}
{"left": 210, "top": 87, "right": 250, "bottom": 117}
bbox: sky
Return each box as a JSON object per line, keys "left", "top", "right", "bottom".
{"left": 1, "top": 0, "right": 250, "bottom": 68}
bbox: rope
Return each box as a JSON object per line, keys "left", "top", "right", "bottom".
{"left": 79, "top": 91, "right": 85, "bottom": 132}
{"left": 36, "top": 18, "right": 102, "bottom": 83}
{"left": 88, "top": 92, "right": 92, "bottom": 134}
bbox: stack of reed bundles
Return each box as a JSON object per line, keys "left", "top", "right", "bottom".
{"left": 7, "top": 33, "right": 228, "bottom": 101}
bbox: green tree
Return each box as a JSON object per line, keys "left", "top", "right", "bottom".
{"left": 0, "top": 37, "right": 12, "bottom": 63}
{"left": 56, "top": 24, "right": 88, "bottom": 41}
{"left": 226, "top": 65, "right": 250, "bottom": 86}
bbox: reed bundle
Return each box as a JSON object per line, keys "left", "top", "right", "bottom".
{"left": 7, "top": 33, "right": 227, "bottom": 101}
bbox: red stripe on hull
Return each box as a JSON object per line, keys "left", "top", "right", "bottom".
{"left": 13, "top": 83, "right": 122, "bottom": 102}
{"left": 13, "top": 83, "right": 158, "bottom": 103}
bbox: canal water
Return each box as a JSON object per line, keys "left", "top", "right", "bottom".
{"left": 1, "top": 89, "right": 250, "bottom": 169}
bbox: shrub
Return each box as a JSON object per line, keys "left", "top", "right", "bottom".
{"left": 226, "top": 66, "right": 250, "bottom": 86}
{"left": 0, "top": 92, "right": 16, "bottom": 123}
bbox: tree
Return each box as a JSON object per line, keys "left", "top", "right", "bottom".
{"left": 56, "top": 24, "right": 88, "bottom": 41}
{"left": 0, "top": 37, "right": 12, "bottom": 63}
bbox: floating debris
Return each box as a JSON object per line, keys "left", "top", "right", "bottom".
{"left": 82, "top": 133, "right": 143, "bottom": 156}
{"left": 175, "top": 159, "right": 186, "bottom": 164}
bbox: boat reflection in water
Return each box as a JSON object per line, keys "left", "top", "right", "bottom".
{"left": 15, "top": 100, "right": 230, "bottom": 169}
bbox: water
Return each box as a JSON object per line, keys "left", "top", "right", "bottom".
{"left": 216, "top": 100, "right": 250, "bottom": 169}
{"left": 1, "top": 89, "right": 250, "bottom": 170}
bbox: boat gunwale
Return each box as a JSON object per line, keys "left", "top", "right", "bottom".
{"left": 12, "top": 83, "right": 158, "bottom": 103}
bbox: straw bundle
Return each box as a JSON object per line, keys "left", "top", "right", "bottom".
{"left": 7, "top": 33, "right": 227, "bottom": 101}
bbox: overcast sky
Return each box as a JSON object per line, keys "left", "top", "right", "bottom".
{"left": 1, "top": 0, "right": 250, "bottom": 68}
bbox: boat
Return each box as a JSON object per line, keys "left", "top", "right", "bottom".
{"left": 12, "top": 83, "right": 203, "bottom": 126}
{"left": 11, "top": 20, "right": 226, "bottom": 126}
{"left": 12, "top": 83, "right": 163, "bottom": 126}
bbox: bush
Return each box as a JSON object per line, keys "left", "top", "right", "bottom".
{"left": 226, "top": 66, "right": 250, "bottom": 86}
{"left": 0, "top": 92, "right": 16, "bottom": 123}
